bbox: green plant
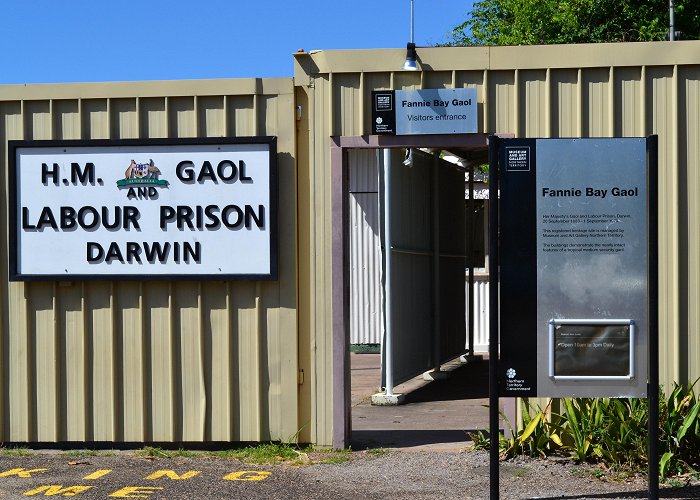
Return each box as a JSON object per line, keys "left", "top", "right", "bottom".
{"left": 470, "top": 400, "right": 564, "bottom": 458}
{"left": 560, "top": 398, "right": 605, "bottom": 461}
{"left": 470, "top": 382, "right": 700, "bottom": 482}
{"left": 659, "top": 380, "right": 700, "bottom": 479}
{"left": 510, "top": 399, "right": 564, "bottom": 458}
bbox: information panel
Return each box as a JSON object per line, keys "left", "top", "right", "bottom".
{"left": 9, "top": 138, "right": 277, "bottom": 281}
{"left": 371, "top": 88, "right": 477, "bottom": 135}
{"left": 498, "top": 138, "right": 650, "bottom": 398}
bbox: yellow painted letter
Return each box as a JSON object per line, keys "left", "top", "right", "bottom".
{"left": 223, "top": 470, "right": 272, "bottom": 481}
{"left": 23, "top": 485, "right": 92, "bottom": 496}
{"left": 0, "top": 468, "right": 48, "bottom": 478}
{"left": 83, "top": 470, "right": 112, "bottom": 480}
{"left": 144, "top": 470, "right": 201, "bottom": 480}
{"left": 109, "top": 486, "right": 163, "bottom": 498}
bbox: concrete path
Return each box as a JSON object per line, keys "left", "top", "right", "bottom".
{"left": 350, "top": 353, "right": 492, "bottom": 451}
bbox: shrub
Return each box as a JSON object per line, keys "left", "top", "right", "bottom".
{"left": 471, "top": 381, "right": 700, "bottom": 480}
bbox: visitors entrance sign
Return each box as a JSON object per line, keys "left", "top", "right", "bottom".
{"left": 371, "top": 88, "right": 477, "bottom": 135}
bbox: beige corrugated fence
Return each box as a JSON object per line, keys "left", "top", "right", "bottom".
{"left": 0, "top": 79, "right": 302, "bottom": 444}
{"left": 294, "top": 42, "right": 700, "bottom": 440}
{"left": 2, "top": 40, "right": 700, "bottom": 448}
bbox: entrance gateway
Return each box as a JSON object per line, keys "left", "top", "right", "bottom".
{"left": 335, "top": 87, "right": 491, "bottom": 445}
{"left": 489, "top": 136, "right": 658, "bottom": 499}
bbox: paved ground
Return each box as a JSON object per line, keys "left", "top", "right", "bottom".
{"left": 0, "top": 353, "right": 697, "bottom": 498}
{"left": 350, "top": 352, "right": 491, "bottom": 451}
{"left": 0, "top": 449, "right": 698, "bottom": 499}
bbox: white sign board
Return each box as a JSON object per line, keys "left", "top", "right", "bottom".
{"left": 395, "top": 88, "right": 477, "bottom": 135}
{"left": 9, "top": 138, "right": 277, "bottom": 280}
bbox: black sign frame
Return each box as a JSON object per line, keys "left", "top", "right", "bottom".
{"left": 9, "top": 136, "right": 279, "bottom": 282}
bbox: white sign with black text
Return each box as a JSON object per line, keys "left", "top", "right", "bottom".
{"left": 10, "top": 138, "right": 277, "bottom": 280}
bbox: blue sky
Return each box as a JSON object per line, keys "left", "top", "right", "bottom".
{"left": 1, "top": 0, "right": 473, "bottom": 84}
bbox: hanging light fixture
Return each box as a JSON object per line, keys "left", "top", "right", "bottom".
{"left": 403, "top": 0, "right": 418, "bottom": 70}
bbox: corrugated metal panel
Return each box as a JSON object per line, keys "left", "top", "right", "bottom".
{"left": 349, "top": 193, "right": 382, "bottom": 345}
{"left": 438, "top": 158, "right": 468, "bottom": 364}
{"left": 0, "top": 79, "right": 299, "bottom": 443}
{"left": 299, "top": 73, "right": 334, "bottom": 446}
{"left": 466, "top": 277, "right": 490, "bottom": 353}
{"left": 349, "top": 150, "right": 382, "bottom": 346}
{"left": 348, "top": 149, "right": 380, "bottom": 193}
{"left": 385, "top": 149, "right": 433, "bottom": 385}
{"left": 295, "top": 42, "right": 700, "bottom": 410}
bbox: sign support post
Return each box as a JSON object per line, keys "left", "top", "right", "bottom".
{"left": 488, "top": 135, "right": 500, "bottom": 500}
{"left": 647, "top": 134, "right": 659, "bottom": 500}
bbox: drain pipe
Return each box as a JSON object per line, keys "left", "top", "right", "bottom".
{"left": 383, "top": 148, "right": 395, "bottom": 397}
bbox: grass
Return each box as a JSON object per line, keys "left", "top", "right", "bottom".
{"left": 590, "top": 468, "right": 606, "bottom": 480}
{"left": 666, "top": 477, "right": 686, "bottom": 488}
{"left": 512, "top": 468, "right": 528, "bottom": 478}
{"left": 0, "top": 447, "right": 32, "bottom": 457}
{"left": 211, "top": 443, "right": 301, "bottom": 464}
{"left": 365, "top": 448, "right": 390, "bottom": 457}
{"left": 135, "top": 447, "right": 202, "bottom": 459}
{"left": 132, "top": 443, "right": 353, "bottom": 466}
{"left": 61, "top": 449, "right": 116, "bottom": 458}
{"left": 311, "top": 447, "right": 352, "bottom": 464}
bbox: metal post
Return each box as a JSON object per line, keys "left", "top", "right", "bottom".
{"left": 409, "top": 0, "right": 414, "bottom": 43}
{"left": 647, "top": 135, "right": 659, "bottom": 500}
{"left": 432, "top": 152, "right": 441, "bottom": 372}
{"left": 383, "top": 148, "right": 395, "bottom": 397}
{"left": 669, "top": 0, "right": 676, "bottom": 41}
{"left": 468, "top": 162, "right": 475, "bottom": 357}
{"left": 488, "top": 136, "right": 500, "bottom": 499}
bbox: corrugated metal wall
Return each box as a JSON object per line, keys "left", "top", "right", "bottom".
{"left": 467, "top": 277, "right": 490, "bottom": 353}
{"left": 0, "top": 79, "right": 300, "bottom": 443}
{"left": 348, "top": 149, "right": 383, "bottom": 345}
{"left": 294, "top": 42, "right": 700, "bottom": 418}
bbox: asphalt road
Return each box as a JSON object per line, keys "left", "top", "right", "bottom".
{"left": 1, "top": 450, "right": 699, "bottom": 500}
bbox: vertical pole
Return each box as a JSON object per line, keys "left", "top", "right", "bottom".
{"left": 669, "top": 0, "right": 676, "bottom": 41}
{"left": 648, "top": 135, "right": 659, "bottom": 500}
{"left": 488, "top": 136, "right": 500, "bottom": 500}
{"left": 468, "top": 162, "right": 475, "bottom": 357}
{"left": 432, "top": 152, "right": 441, "bottom": 372}
{"left": 409, "top": 0, "right": 415, "bottom": 43}
{"left": 383, "top": 148, "right": 395, "bottom": 397}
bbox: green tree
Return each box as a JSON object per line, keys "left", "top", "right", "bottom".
{"left": 449, "top": 0, "right": 700, "bottom": 46}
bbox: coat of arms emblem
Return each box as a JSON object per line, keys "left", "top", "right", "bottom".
{"left": 117, "top": 159, "right": 169, "bottom": 188}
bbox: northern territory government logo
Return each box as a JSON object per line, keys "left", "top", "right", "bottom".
{"left": 116, "top": 159, "right": 169, "bottom": 188}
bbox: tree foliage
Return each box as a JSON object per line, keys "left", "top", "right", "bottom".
{"left": 449, "top": 0, "right": 700, "bottom": 46}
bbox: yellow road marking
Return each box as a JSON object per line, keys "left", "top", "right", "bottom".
{"left": 108, "top": 486, "right": 164, "bottom": 498}
{"left": 23, "top": 485, "right": 92, "bottom": 497}
{"left": 223, "top": 470, "right": 272, "bottom": 481}
{"left": 144, "top": 470, "right": 201, "bottom": 480}
{"left": 82, "top": 470, "right": 112, "bottom": 480}
{"left": 0, "top": 468, "right": 48, "bottom": 478}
